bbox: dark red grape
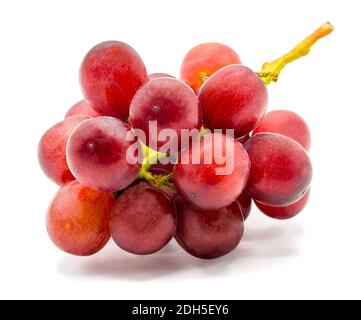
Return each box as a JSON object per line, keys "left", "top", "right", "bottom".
{"left": 65, "top": 100, "right": 100, "bottom": 118}
{"left": 173, "top": 133, "right": 250, "bottom": 210}
{"left": 158, "top": 185, "right": 178, "bottom": 200}
{"left": 237, "top": 192, "right": 252, "bottom": 220}
{"left": 174, "top": 197, "right": 244, "bottom": 259}
{"left": 255, "top": 189, "right": 310, "bottom": 220}
{"left": 180, "top": 43, "right": 241, "bottom": 93}
{"left": 38, "top": 116, "right": 89, "bottom": 185}
{"left": 129, "top": 77, "right": 202, "bottom": 151}
{"left": 245, "top": 133, "right": 312, "bottom": 206}
{"left": 66, "top": 116, "right": 142, "bottom": 192}
{"left": 80, "top": 41, "right": 147, "bottom": 119}
{"left": 199, "top": 65, "right": 268, "bottom": 137}
{"left": 253, "top": 110, "right": 311, "bottom": 150}
{"left": 110, "top": 183, "right": 177, "bottom": 255}
{"left": 47, "top": 181, "right": 114, "bottom": 256}
{"left": 148, "top": 73, "right": 175, "bottom": 80}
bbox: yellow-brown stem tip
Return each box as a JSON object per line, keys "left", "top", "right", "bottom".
{"left": 322, "top": 22, "right": 334, "bottom": 34}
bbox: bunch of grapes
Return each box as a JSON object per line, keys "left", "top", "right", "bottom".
{"left": 38, "top": 23, "right": 333, "bottom": 259}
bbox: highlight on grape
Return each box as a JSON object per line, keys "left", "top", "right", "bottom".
{"left": 39, "top": 22, "right": 333, "bottom": 260}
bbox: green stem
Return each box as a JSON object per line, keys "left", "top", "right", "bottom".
{"left": 138, "top": 170, "right": 175, "bottom": 189}
{"left": 200, "top": 126, "right": 210, "bottom": 136}
{"left": 138, "top": 144, "right": 162, "bottom": 174}
{"left": 137, "top": 143, "right": 175, "bottom": 188}
{"left": 257, "top": 22, "right": 334, "bottom": 85}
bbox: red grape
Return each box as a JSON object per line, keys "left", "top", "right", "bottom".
{"left": 66, "top": 116, "right": 142, "bottom": 192}
{"left": 180, "top": 43, "right": 241, "bottom": 93}
{"left": 174, "top": 197, "right": 244, "bottom": 259}
{"left": 110, "top": 183, "right": 177, "bottom": 255}
{"left": 148, "top": 73, "right": 175, "bottom": 80}
{"left": 129, "top": 77, "right": 202, "bottom": 151}
{"left": 47, "top": 181, "right": 113, "bottom": 256}
{"left": 255, "top": 189, "right": 310, "bottom": 220}
{"left": 237, "top": 192, "right": 252, "bottom": 220}
{"left": 65, "top": 100, "right": 100, "bottom": 118}
{"left": 38, "top": 116, "right": 89, "bottom": 185}
{"left": 245, "top": 133, "right": 312, "bottom": 206}
{"left": 80, "top": 41, "right": 147, "bottom": 119}
{"left": 253, "top": 110, "right": 311, "bottom": 150}
{"left": 199, "top": 65, "right": 268, "bottom": 138}
{"left": 173, "top": 133, "right": 250, "bottom": 210}
{"left": 158, "top": 185, "right": 178, "bottom": 200}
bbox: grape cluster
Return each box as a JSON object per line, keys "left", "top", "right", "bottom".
{"left": 39, "top": 36, "right": 319, "bottom": 260}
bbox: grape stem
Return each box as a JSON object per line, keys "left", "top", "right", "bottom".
{"left": 137, "top": 144, "right": 175, "bottom": 188}
{"left": 199, "top": 72, "right": 209, "bottom": 84}
{"left": 139, "top": 171, "right": 175, "bottom": 189}
{"left": 257, "top": 22, "right": 334, "bottom": 85}
{"left": 138, "top": 144, "right": 163, "bottom": 173}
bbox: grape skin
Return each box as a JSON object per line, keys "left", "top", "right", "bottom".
{"left": 255, "top": 189, "right": 310, "bottom": 220}
{"left": 110, "top": 183, "right": 177, "bottom": 255}
{"left": 199, "top": 65, "right": 268, "bottom": 138}
{"left": 245, "top": 133, "right": 312, "bottom": 206}
{"left": 175, "top": 197, "right": 244, "bottom": 259}
{"left": 148, "top": 73, "right": 175, "bottom": 80}
{"left": 173, "top": 133, "right": 250, "bottom": 211}
{"left": 38, "top": 115, "right": 89, "bottom": 185}
{"left": 180, "top": 42, "right": 241, "bottom": 93}
{"left": 47, "top": 181, "right": 114, "bottom": 256}
{"left": 66, "top": 116, "right": 142, "bottom": 192}
{"left": 80, "top": 41, "right": 147, "bottom": 119}
{"left": 65, "top": 100, "right": 100, "bottom": 118}
{"left": 253, "top": 110, "right": 311, "bottom": 150}
{"left": 129, "top": 77, "right": 202, "bottom": 151}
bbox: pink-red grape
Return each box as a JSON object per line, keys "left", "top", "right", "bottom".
{"left": 129, "top": 77, "right": 202, "bottom": 150}
{"left": 253, "top": 110, "right": 311, "bottom": 150}
{"left": 66, "top": 116, "right": 142, "bottom": 192}
{"left": 180, "top": 43, "right": 241, "bottom": 93}
{"left": 148, "top": 73, "right": 175, "bottom": 80}
{"left": 173, "top": 133, "right": 250, "bottom": 210}
{"left": 80, "top": 41, "right": 147, "bottom": 119}
{"left": 38, "top": 116, "right": 89, "bottom": 185}
{"left": 255, "top": 189, "right": 310, "bottom": 220}
{"left": 175, "top": 197, "right": 244, "bottom": 259}
{"left": 245, "top": 133, "right": 312, "bottom": 206}
{"left": 65, "top": 100, "right": 100, "bottom": 118}
{"left": 47, "top": 181, "right": 114, "bottom": 256}
{"left": 110, "top": 183, "right": 177, "bottom": 255}
{"left": 199, "top": 65, "right": 268, "bottom": 137}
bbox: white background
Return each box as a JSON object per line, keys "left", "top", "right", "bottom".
{"left": 0, "top": 0, "right": 360, "bottom": 300}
